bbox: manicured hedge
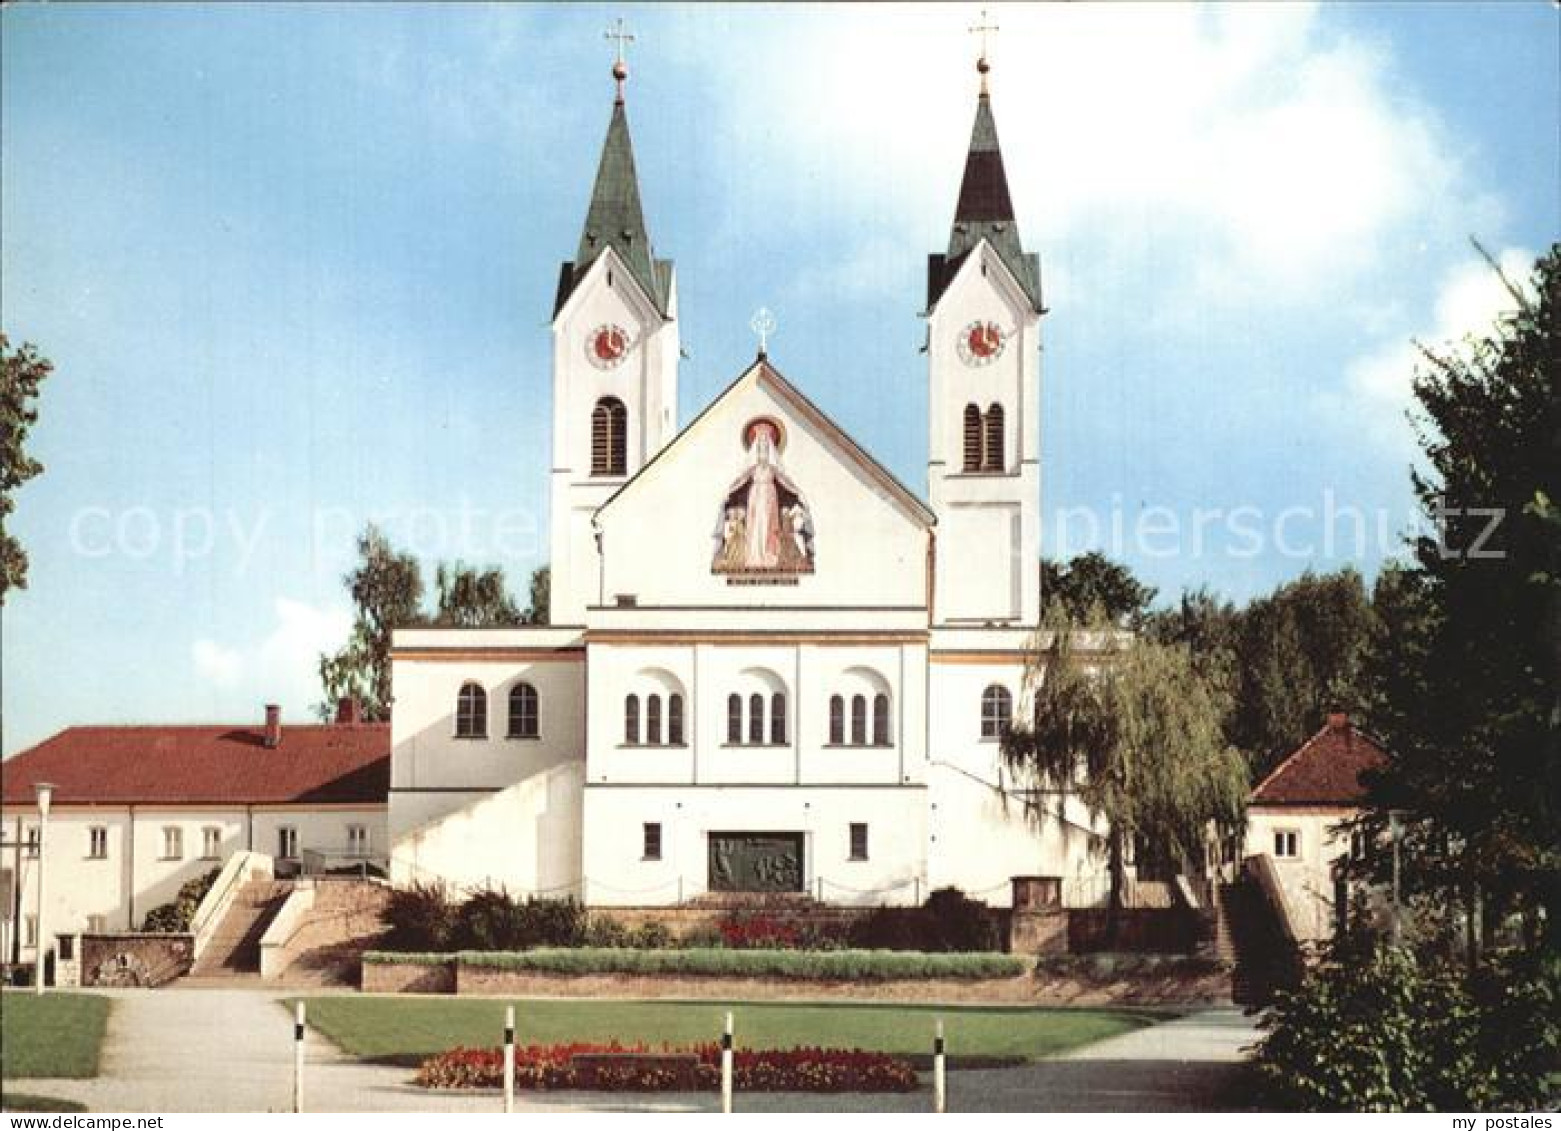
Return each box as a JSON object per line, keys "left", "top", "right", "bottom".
{"left": 362, "top": 951, "right": 453, "bottom": 967}
{"left": 457, "top": 946, "right": 1024, "bottom": 981}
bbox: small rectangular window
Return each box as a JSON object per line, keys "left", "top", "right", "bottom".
{"left": 88, "top": 827, "right": 108, "bottom": 859}
{"left": 23, "top": 827, "right": 39, "bottom": 859}
{"left": 849, "top": 823, "right": 869, "bottom": 861}
{"left": 202, "top": 827, "right": 222, "bottom": 860}
{"left": 278, "top": 826, "right": 298, "bottom": 860}
{"left": 161, "top": 826, "right": 183, "bottom": 861}
{"left": 1274, "top": 830, "right": 1299, "bottom": 859}
{"left": 24, "top": 915, "right": 37, "bottom": 947}
{"left": 643, "top": 822, "right": 662, "bottom": 861}
{"left": 86, "top": 914, "right": 107, "bottom": 934}
{"left": 57, "top": 934, "right": 75, "bottom": 961}
{"left": 346, "top": 825, "right": 369, "bottom": 857}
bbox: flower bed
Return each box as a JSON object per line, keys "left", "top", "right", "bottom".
{"left": 453, "top": 947, "right": 1023, "bottom": 981}
{"left": 414, "top": 1041, "right": 919, "bottom": 1093}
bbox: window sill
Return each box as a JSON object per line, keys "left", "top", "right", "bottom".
{"left": 157, "top": 856, "right": 183, "bottom": 863}
{"left": 504, "top": 734, "right": 542, "bottom": 742}
{"left": 822, "top": 743, "right": 895, "bottom": 750}
{"left": 618, "top": 743, "right": 689, "bottom": 750}
{"left": 720, "top": 742, "right": 791, "bottom": 749}
{"left": 642, "top": 856, "right": 663, "bottom": 863}
{"left": 452, "top": 734, "right": 490, "bottom": 741}
{"left": 199, "top": 854, "right": 221, "bottom": 861}
{"left": 848, "top": 856, "right": 869, "bottom": 863}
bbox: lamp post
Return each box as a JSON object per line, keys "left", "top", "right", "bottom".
{"left": 33, "top": 782, "right": 54, "bottom": 994}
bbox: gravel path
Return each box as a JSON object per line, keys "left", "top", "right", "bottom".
{"left": 7, "top": 988, "right": 1258, "bottom": 1113}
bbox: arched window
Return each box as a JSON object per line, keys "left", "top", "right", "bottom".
{"left": 770, "top": 693, "right": 787, "bottom": 745}
{"left": 646, "top": 693, "right": 662, "bottom": 745}
{"left": 727, "top": 693, "right": 743, "bottom": 744}
{"left": 829, "top": 695, "right": 845, "bottom": 745}
{"left": 747, "top": 693, "right": 765, "bottom": 744}
{"left": 455, "top": 682, "right": 487, "bottom": 738}
{"left": 507, "top": 683, "right": 538, "bottom": 739}
{"left": 872, "top": 693, "right": 891, "bottom": 746}
{"left": 962, "top": 404, "right": 983, "bottom": 471}
{"left": 850, "top": 695, "right": 868, "bottom": 746}
{"left": 667, "top": 694, "right": 685, "bottom": 746}
{"left": 624, "top": 694, "right": 640, "bottom": 745}
{"left": 591, "top": 397, "right": 627, "bottom": 476}
{"left": 980, "top": 685, "right": 1013, "bottom": 739}
{"left": 983, "top": 403, "right": 1005, "bottom": 471}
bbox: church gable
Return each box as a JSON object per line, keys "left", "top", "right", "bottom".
{"left": 594, "top": 359, "right": 933, "bottom": 610}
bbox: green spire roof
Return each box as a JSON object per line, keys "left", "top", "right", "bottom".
{"left": 926, "top": 92, "right": 1042, "bottom": 313}
{"left": 555, "top": 98, "right": 672, "bottom": 317}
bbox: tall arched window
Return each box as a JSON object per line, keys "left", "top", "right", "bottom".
{"left": 983, "top": 403, "right": 1005, "bottom": 471}
{"left": 727, "top": 694, "right": 743, "bottom": 744}
{"left": 456, "top": 682, "right": 487, "bottom": 738}
{"left": 667, "top": 694, "right": 685, "bottom": 746}
{"left": 507, "top": 683, "right": 539, "bottom": 739}
{"left": 770, "top": 693, "right": 787, "bottom": 745}
{"left": 646, "top": 694, "right": 663, "bottom": 745}
{"left": 962, "top": 404, "right": 983, "bottom": 471}
{"left": 829, "top": 695, "right": 845, "bottom": 745}
{"left": 747, "top": 693, "right": 765, "bottom": 744}
{"left": 980, "top": 684, "right": 1013, "bottom": 739}
{"left": 624, "top": 694, "right": 640, "bottom": 745}
{"left": 872, "top": 693, "right": 891, "bottom": 746}
{"left": 591, "top": 397, "right": 627, "bottom": 476}
{"left": 850, "top": 694, "right": 868, "bottom": 746}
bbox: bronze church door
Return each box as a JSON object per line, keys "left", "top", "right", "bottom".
{"left": 707, "top": 832, "right": 804, "bottom": 893}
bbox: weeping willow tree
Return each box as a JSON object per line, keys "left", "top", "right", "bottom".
{"left": 1002, "top": 618, "right": 1250, "bottom": 937}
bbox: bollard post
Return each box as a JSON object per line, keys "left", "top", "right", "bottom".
{"left": 293, "top": 1001, "right": 306, "bottom": 1113}
{"left": 720, "top": 1010, "right": 734, "bottom": 1113}
{"left": 503, "top": 1004, "right": 516, "bottom": 1113}
{"left": 933, "top": 1018, "right": 946, "bottom": 1113}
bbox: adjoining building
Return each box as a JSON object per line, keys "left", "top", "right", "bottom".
{"left": 0, "top": 703, "right": 387, "bottom": 967}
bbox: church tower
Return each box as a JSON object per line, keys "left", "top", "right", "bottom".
{"left": 925, "top": 53, "right": 1043, "bottom": 628}
{"left": 549, "top": 49, "right": 679, "bottom": 624}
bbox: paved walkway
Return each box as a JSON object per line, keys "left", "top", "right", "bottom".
{"left": 9, "top": 989, "right": 1260, "bottom": 1113}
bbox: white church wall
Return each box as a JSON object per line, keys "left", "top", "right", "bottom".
{"left": 390, "top": 762, "right": 584, "bottom": 896}
{"left": 594, "top": 370, "right": 930, "bottom": 611}
{"left": 580, "top": 784, "right": 927, "bottom": 907}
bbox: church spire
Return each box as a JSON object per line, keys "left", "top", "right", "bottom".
{"left": 554, "top": 24, "right": 671, "bottom": 317}
{"left": 925, "top": 51, "right": 1041, "bottom": 313}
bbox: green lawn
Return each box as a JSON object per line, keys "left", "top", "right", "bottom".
{"left": 1, "top": 1091, "right": 87, "bottom": 1112}
{"left": 0, "top": 992, "right": 111, "bottom": 1079}
{"left": 298, "top": 997, "right": 1171, "bottom": 1067}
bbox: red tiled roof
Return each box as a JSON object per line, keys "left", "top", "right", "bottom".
{"left": 1250, "top": 714, "right": 1388, "bottom": 807}
{"left": 1, "top": 724, "right": 389, "bottom": 807}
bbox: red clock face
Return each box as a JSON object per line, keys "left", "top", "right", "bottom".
{"left": 958, "top": 320, "right": 1005, "bottom": 365}
{"left": 588, "top": 324, "right": 629, "bottom": 368}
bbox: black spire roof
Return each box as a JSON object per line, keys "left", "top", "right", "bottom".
{"left": 926, "top": 91, "right": 1041, "bottom": 313}
{"left": 555, "top": 96, "right": 672, "bottom": 317}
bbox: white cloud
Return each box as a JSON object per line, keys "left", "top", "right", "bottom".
{"left": 191, "top": 639, "right": 243, "bottom": 688}
{"left": 1339, "top": 245, "right": 1533, "bottom": 449}
{"left": 668, "top": 3, "right": 1489, "bottom": 307}
{"left": 188, "top": 597, "right": 352, "bottom": 714}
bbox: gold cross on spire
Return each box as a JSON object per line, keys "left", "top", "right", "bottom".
{"left": 968, "top": 8, "right": 999, "bottom": 93}
{"left": 605, "top": 17, "right": 635, "bottom": 101}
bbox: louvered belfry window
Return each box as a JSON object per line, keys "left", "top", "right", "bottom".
{"left": 592, "top": 397, "right": 627, "bottom": 476}
{"left": 983, "top": 403, "right": 1005, "bottom": 471}
{"left": 963, "top": 404, "right": 983, "bottom": 471}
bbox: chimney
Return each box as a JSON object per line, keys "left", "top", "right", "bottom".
{"left": 264, "top": 703, "right": 282, "bottom": 748}
{"left": 1326, "top": 712, "right": 1350, "bottom": 732}
{"left": 335, "top": 697, "right": 362, "bottom": 726}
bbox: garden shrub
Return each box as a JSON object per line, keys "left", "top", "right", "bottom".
{"left": 1252, "top": 939, "right": 1560, "bottom": 1111}
{"left": 458, "top": 946, "right": 1023, "bottom": 981}
{"left": 383, "top": 882, "right": 461, "bottom": 952}
{"left": 852, "top": 887, "right": 1001, "bottom": 953}
{"left": 140, "top": 867, "right": 220, "bottom": 932}
{"left": 361, "top": 951, "right": 452, "bottom": 966}
{"left": 414, "top": 1041, "right": 918, "bottom": 1092}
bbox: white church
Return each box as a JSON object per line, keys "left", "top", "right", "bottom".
{"left": 386, "top": 52, "right": 1106, "bottom": 910}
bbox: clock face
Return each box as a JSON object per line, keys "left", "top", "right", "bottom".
{"left": 587, "top": 324, "right": 630, "bottom": 368}
{"left": 957, "top": 320, "right": 1006, "bottom": 366}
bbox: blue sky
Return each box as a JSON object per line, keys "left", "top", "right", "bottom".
{"left": 3, "top": 2, "right": 1557, "bottom": 753}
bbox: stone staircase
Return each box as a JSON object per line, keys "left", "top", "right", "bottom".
{"left": 1215, "top": 872, "right": 1304, "bottom": 1006}
{"left": 189, "top": 879, "right": 292, "bottom": 976}
{"left": 263, "top": 880, "right": 391, "bottom": 986}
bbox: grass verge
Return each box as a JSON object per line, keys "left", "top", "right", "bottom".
{"left": 296, "top": 997, "right": 1171, "bottom": 1069}
{"left": 0, "top": 992, "right": 111, "bottom": 1080}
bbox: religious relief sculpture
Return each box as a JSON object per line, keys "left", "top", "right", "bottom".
{"left": 712, "top": 418, "right": 815, "bottom": 575}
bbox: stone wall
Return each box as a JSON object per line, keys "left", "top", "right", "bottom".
{"left": 80, "top": 933, "right": 194, "bottom": 987}
{"left": 1066, "top": 908, "right": 1205, "bottom": 954}
{"left": 361, "top": 958, "right": 455, "bottom": 994}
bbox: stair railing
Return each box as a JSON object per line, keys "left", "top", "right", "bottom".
{"left": 191, "top": 849, "right": 275, "bottom": 961}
